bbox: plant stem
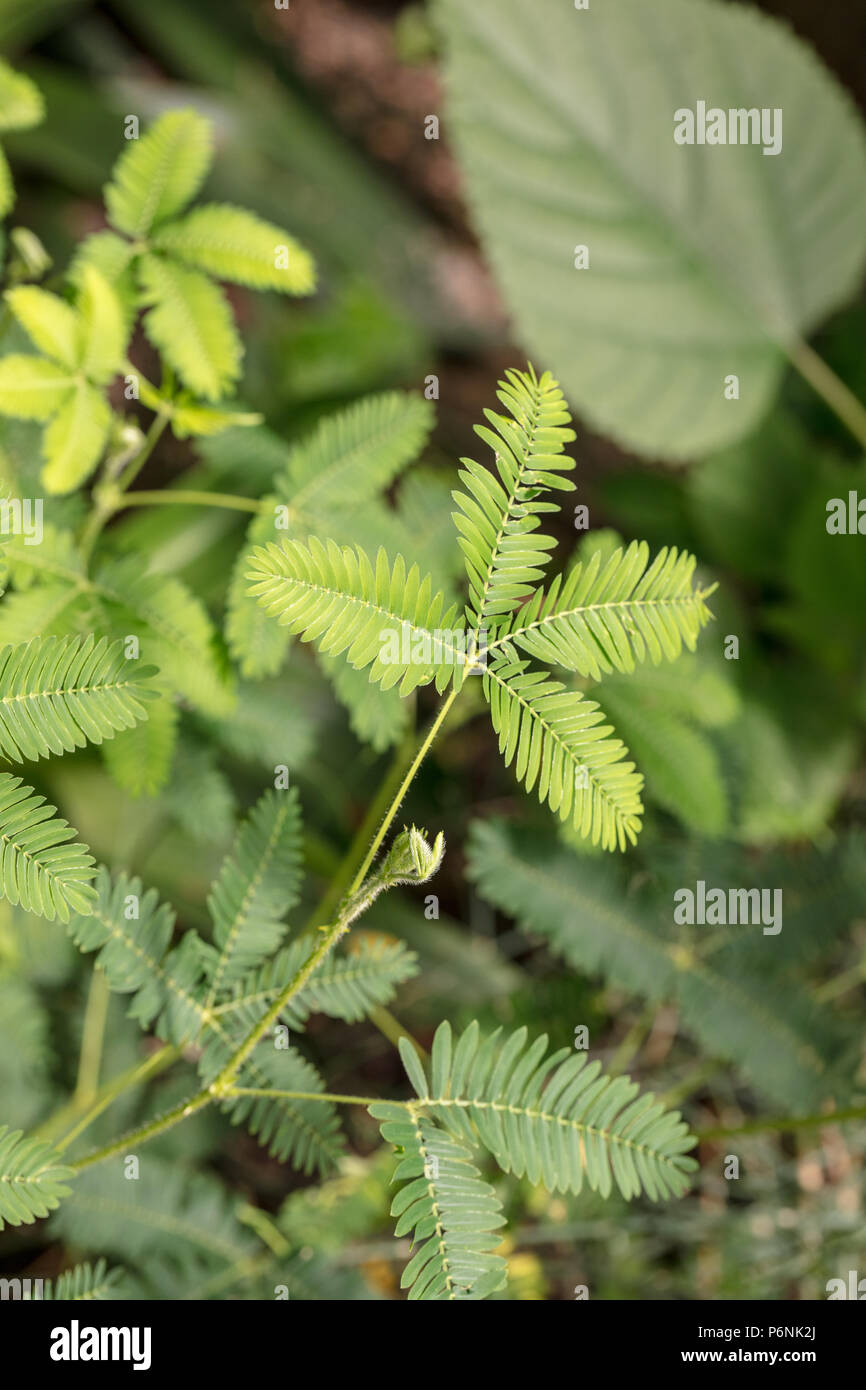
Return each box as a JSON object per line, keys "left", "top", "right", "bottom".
{"left": 348, "top": 688, "right": 459, "bottom": 898}
{"left": 113, "top": 489, "right": 262, "bottom": 513}
{"left": 303, "top": 719, "right": 417, "bottom": 932}
{"left": 73, "top": 968, "right": 110, "bottom": 1108}
{"left": 698, "top": 1103, "right": 866, "bottom": 1142}
{"left": 79, "top": 410, "right": 170, "bottom": 562}
{"left": 70, "top": 1086, "right": 212, "bottom": 1171}
{"left": 789, "top": 338, "right": 866, "bottom": 452}
{"left": 56, "top": 1044, "right": 180, "bottom": 1155}
{"left": 211, "top": 690, "right": 458, "bottom": 1095}
{"left": 226, "top": 1087, "right": 388, "bottom": 1107}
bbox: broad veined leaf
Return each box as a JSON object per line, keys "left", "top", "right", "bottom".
{"left": 4, "top": 286, "right": 80, "bottom": 369}
{"left": 0, "top": 1126, "right": 72, "bottom": 1231}
{"left": 139, "top": 253, "right": 242, "bottom": 401}
{"left": 0, "top": 772, "right": 96, "bottom": 921}
{"left": 153, "top": 203, "right": 316, "bottom": 294}
{"left": 41, "top": 382, "right": 111, "bottom": 493}
{"left": 436, "top": 0, "right": 866, "bottom": 456}
{"left": 0, "top": 355, "right": 74, "bottom": 419}
{"left": 105, "top": 109, "right": 212, "bottom": 238}
{"left": 0, "top": 634, "right": 158, "bottom": 763}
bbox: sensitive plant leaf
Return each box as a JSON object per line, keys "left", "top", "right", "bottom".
{"left": 436, "top": 0, "right": 866, "bottom": 456}
{"left": 467, "top": 818, "right": 676, "bottom": 1001}
{"left": 494, "top": 541, "right": 714, "bottom": 680}
{"left": 101, "top": 695, "right": 178, "bottom": 798}
{"left": 595, "top": 679, "right": 729, "bottom": 836}
{"left": 50, "top": 1157, "right": 256, "bottom": 1266}
{"left": 66, "top": 866, "right": 207, "bottom": 1045}
{"left": 0, "top": 772, "right": 96, "bottom": 921}
{"left": 321, "top": 649, "right": 411, "bottom": 752}
{"left": 93, "top": 556, "right": 236, "bottom": 717}
{"left": 152, "top": 203, "right": 316, "bottom": 294}
{"left": 397, "top": 1021, "right": 697, "bottom": 1201}
{"left": 40, "top": 382, "right": 111, "bottom": 494}
{"left": 483, "top": 654, "right": 644, "bottom": 851}
{"left": 139, "top": 253, "right": 242, "bottom": 401}
{"left": 247, "top": 538, "right": 469, "bottom": 696}
{"left": 0, "top": 634, "right": 157, "bottom": 764}
{"left": 0, "top": 1125, "right": 73, "bottom": 1230}
{"left": 105, "top": 109, "right": 213, "bottom": 238}
{"left": 206, "top": 1041, "right": 345, "bottom": 1176}
{"left": 205, "top": 787, "right": 304, "bottom": 998}
{"left": 216, "top": 935, "right": 420, "bottom": 1032}
{"left": 281, "top": 391, "right": 434, "bottom": 516}
{"left": 468, "top": 821, "right": 854, "bottom": 1109}
{"left": 0, "top": 355, "right": 74, "bottom": 418}
{"left": 452, "top": 364, "right": 575, "bottom": 626}
{"left": 41, "top": 1259, "right": 127, "bottom": 1301}
{"left": 226, "top": 508, "right": 292, "bottom": 679}
{"left": 371, "top": 1101, "right": 508, "bottom": 1300}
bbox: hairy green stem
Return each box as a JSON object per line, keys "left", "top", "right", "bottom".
{"left": 348, "top": 689, "right": 459, "bottom": 898}
{"left": 698, "top": 1103, "right": 866, "bottom": 1142}
{"left": 226, "top": 1086, "right": 386, "bottom": 1107}
{"left": 57, "top": 1045, "right": 180, "bottom": 1155}
{"left": 70, "top": 1087, "right": 212, "bottom": 1171}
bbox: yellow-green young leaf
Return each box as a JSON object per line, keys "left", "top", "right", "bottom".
{"left": 105, "top": 109, "right": 213, "bottom": 238}
{"left": 0, "top": 144, "right": 11, "bottom": 218}
{"left": 139, "top": 253, "right": 242, "bottom": 401}
{"left": 41, "top": 383, "right": 111, "bottom": 494}
{"left": 170, "top": 402, "right": 262, "bottom": 439}
{"left": 0, "top": 355, "right": 74, "bottom": 419}
{"left": 153, "top": 204, "right": 316, "bottom": 294}
{"left": 5, "top": 287, "right": 81, "bottom": 369}
{"left": 0, "top": 60, "right": 44, "bottom": 133}
{"left": 77, "top": 265, "right": 126, "bottom": 384}
{"left": 69, "top": 231, "right": 140, "bottom": 329}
